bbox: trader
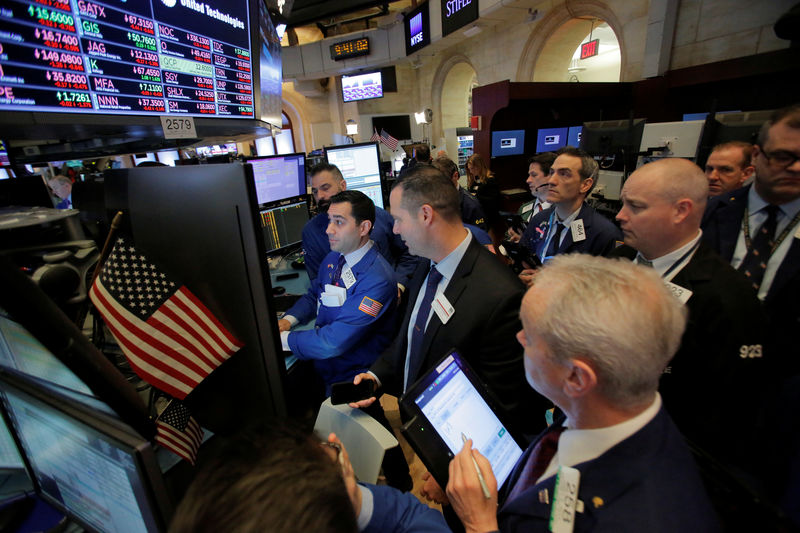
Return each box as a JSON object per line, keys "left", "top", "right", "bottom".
{"left": 517, "top": 146, "right": 620, "bottom": 286}
{"left": 279, "top": 190, "right": 396, "bottom": 392}
{"left": 611, "top": 157, "right": 767, "bottom": 476}
{"left": 432, "top": 155, "right": 487, "bottom": 231}
{"left": 446, "top": 255, "right": 719, "bottom": 532}
{"left": 705, "top": 141, "right": 755, "bottom": 196}
{"left": 303, "top": 163, "right": 418, "bottom": 288}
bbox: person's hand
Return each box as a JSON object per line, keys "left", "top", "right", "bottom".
{"left": 507, "top": 227, "right": 522, "bottom": 243}
{"left": 278, "top": 318, "right": 292, "bottom": 332}
{"left": 446, "top": 439, "right": 499, "bottom": 533}
{"left": 518, "top": 268, "right": 537, "bottom": 288}
{"left": 327, "top": 433, "right": 362, "bottom": 517}
{"left": 348, "top": 373, "right": 377, "bottom": 408}
{"left": 420, "top": 471, "right": 449, "bottom": 505}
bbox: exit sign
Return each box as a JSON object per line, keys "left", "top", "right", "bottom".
{"left": 580, "top": 39, "right": 599, "bottom": 59}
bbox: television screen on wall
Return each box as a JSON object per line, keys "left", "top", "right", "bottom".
{"left": 342, "top": 72, "right": 383, "bottom": 103}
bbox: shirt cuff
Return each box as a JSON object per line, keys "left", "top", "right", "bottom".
{"left": 284, "top": 315, "right": 299, "bottom": 327}
{"left": 397, "top": 283, "right": 406, "bottom": 293}
{"left": 280, "top": 330, "right": 291, "bottom": 351}
{"left": 367, "top": 371, "right": 381, "bottom": 389}
{"left": 356, "top": 484, "right": 374, "bottom": 531}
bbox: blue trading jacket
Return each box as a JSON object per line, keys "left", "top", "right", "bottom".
{"left": 286, "top": 245, "right": 397, "bottom": 388}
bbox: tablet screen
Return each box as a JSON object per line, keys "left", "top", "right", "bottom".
{"left": 412, "top": 354, "right": 523, "bottom": 487}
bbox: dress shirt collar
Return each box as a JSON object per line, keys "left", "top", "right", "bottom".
{"left": 541, "top": 393, "right": 661, "bottom": 482}
{"left": 429, "top": 229, "right": 472, "bottom": 283}
{"left": 343, "top": 240, "right": 374, "bottom": 269}
{"left": 636, "top": 230, "right": 702, "bottom": 279}
{"left": 555, "top": 204, "right": 582, "bottom": 227}
{"left": 749, "top": 183, "right": 800, "bottom": 219}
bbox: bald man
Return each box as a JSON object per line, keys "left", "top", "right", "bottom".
{"left": 611, "top": 158, "right": 768, "bottom": 479}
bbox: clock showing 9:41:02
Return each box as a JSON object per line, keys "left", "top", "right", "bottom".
{"left": 329, "top": 37, "right": 370, "bottom": 61}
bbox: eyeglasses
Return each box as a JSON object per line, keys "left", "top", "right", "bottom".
{"left": 320, "top": 441, "right": 345, "bottom": 467}
{"left": 761, "top": 150, "right": 800, "bottom": 169}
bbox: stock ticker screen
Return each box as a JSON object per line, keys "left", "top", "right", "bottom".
{"left": 0, "top": 0, "right": 255, "bottom": 118}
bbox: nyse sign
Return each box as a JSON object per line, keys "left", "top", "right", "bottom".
{"left": 441, "top": 0, "right": 479, "bottom": 37}
{"left": 405, "top": 2, "right": 430, "bottom": 56}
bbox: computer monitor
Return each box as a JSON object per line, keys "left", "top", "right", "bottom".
{"left": 491, "top": 130, "right": 525, "bottom": 157}
{"left": 0, "top": 377, "right": 171, "bottom": 532}
{"left": 535, "top": 127, "right": 568, "bottom": 153}
{"left": 567, "top": 126, "right": 583, "bottom": 147}
{"left": 258, "top": 195, "right": 310, "bottom": 254}
{"left": 248, "top": 153, "right": 307, "bottom": 206}
{"left": 324, "top": 142, "right": 385, "bottom": 209}
{"left": 638, "top": 120, "right": 705, "bottom": 159}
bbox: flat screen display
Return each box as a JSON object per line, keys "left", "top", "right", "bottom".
{"left": 341, "top": 71, "right": 383, "bottom": 103}
{"left": 324, "top": 142, "right": 384, "bottom": 209}
{"left": 0, "top": 0, "right": 254, "bottom": 118}
{"left": 536, "top": 127, "right": 568, "bottom": 153}
{"left": 491, "top": 130, "right": 525, "bottom": 157}
{"left": 249, "top": 153, "right": 306, "bottom": 206}
{"left": 568, "top": 126, "right": 583, "bottom": 147}
{"left": 258, "top": 195, "right": 310, "bottom": 253}
{"left": 1, "top": 382, "right": 166, "bottom": 532}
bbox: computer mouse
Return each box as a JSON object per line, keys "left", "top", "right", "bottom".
{"left": 272, "top": 285, "right": 286, "bottom": 295}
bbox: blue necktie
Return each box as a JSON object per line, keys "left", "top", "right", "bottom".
{"left": 331, "top": 255, "right": 346, "bottom": 286}
{"left": 406, "top": 266, "right": 443, "bottom": 388}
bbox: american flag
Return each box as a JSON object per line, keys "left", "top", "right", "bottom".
{"left": 380, "top": 129, "right": 399, "bottom": 151}
{"left": 89, "top": 235, "right": 243, "bottom": 400}
{"left": 156, "top": 399, "right": 203, "bottom": 464}
{"left": 358, "top": 296, "right": 383, "bottom": 317}
{"left": 370, "top": 128, "right": 380, "bottom": 142}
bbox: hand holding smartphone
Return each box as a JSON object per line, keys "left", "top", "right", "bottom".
{"left": 331, "top": 380, "right": 376, "bottom": 405}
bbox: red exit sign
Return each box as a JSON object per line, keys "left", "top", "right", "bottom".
{"left": 580, "top": 39, "right": 599, "bottom": 59}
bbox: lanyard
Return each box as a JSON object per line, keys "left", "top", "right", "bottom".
{"left": 742, "top": 204, "right": 800, "bottom": 257}
{"left": 539, "top": 211, "right": 560, "bottom": 259}
{"left": 661, "top": 239, "right": 701, "bottom": 280}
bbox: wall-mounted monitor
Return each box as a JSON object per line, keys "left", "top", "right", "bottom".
{"left": 492, "top": 130, "right": 526, "bottom": 157}
{"left": 341, "top": 71, "right": 383, "bottom": 103}
{"left": 0, "top": 0, "right": 256, "bottom": 118}
{"left": 257, "top": 0, "right": 281, "bottom": 128}
{"left": 196, "top": 144, "right": 238, "bottom": 157}
{"left": 536, "top": 127, "right": 568, "bottom": 153}
{"left": 405, "top": 2, "right": 431, "bottom": 56}
{"left": 324, "top": 142, "right": 385, "bottom": 209}
{"left": 248, "top": 153, "right": 306, "bottom": 206}
{"left": 567, "top": 126, "right": 583, "bottom": 147}
{"left": 258, "top": 195, "right": 310, "bottom": 254}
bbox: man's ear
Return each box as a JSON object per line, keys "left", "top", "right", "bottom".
{"left": 579, "top": 177, "right": 594, "bottom": 196}
{"left": 419, "top": 204, "right": 434, "bottom": 225}
{"left": 358, "top": 220, "right": 372, "bottom": 238}
{"left": 563, "top": 359, "right": 598, "bottom": 398}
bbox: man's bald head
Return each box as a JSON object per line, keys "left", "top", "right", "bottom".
{"left": 634, "top": 158, "right": 708, "bottom": 223}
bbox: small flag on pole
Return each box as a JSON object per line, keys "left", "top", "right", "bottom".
{"left": 89, "top": 235, "right": 243, "bottom": 400}
{"left": 155, "top": 398, "right": 203, "bottom": 464}
{"left": 380, "top": 129, "right": 399, "bottom": 151}
{"left": 370, "top": 128, "right": 380, "bottom": 142}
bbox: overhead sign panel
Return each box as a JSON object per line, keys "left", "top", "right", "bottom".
{"left": 441, "top": 0, "right": 478, "bottom": 37}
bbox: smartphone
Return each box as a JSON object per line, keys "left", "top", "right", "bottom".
{"left": 330, "top": 380, "right": 376, "bottom": 405}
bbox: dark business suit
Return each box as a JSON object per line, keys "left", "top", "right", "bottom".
{"left": 370, "top": 236, "right": 546, "bottom": 436}
{"left": 701, "top": 184, "right": 800, "bottom": 374}
{"left": 521, "top": 203, "right": 621, "bottom": 261}
{"left": 610, "top": 243, "right": 768, "bottom": 476}
{"left": 497, "top": 407, "right": 720, "bottom": 532}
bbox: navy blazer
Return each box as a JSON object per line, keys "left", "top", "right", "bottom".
{"left": 497, "top": 407, "right": 720, "bottom": 532}
{"left": 521, "top": 203, "right": 621, "bottom": 261}
{"left": 702, "top": 184, "right": 800, "bottom": 374}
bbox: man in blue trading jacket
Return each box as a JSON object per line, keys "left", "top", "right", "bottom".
{"left": 517, "top": 146, "right": 620, "bottom": 287}
{"left": 278, "top": 190, "right": 396, "bottom": 392}
{"left": 303, "top": 163, "right": 419, "bottom": 290}
{"left": 446, "top": 255, "right": 719, "bottom": 533}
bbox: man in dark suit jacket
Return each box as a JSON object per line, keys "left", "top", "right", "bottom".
{"left": 702, "top": 104, "right": 800, "bottom": 376}
{"left": 518, "top": 146, "right": 620, "bottom": 287}
{"left": 611, "top": 158, "right": 768, "bottom": 478}
{"left": 352, "top": 165, "right": 542, "bottom": 436}
{"left": 446, "top": 255, "right": 719, "bottom": 532}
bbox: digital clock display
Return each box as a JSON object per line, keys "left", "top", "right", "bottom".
{"left": 329, "top": 37, "right": 369, "bottom": 61}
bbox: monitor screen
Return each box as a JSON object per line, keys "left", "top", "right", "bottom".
{"left": 258, "top": 195, "right": 310, "bottom": 254}
{"left": 0, "top": 0, "right": 255, "bottom": 118}
{"left": 196, "top": 144, "right": 238, "bottom": 157}
{"left": 341, "top": 72, "right": 383, "bottom": 103}
{"left": 536, "top": 127, "right": 568, "bottom": 153}
{"left": 324, "top": 142, "right": 384, "bottom": 209}
{"left": 491, "top": 130, "right": 525, "bottom": 157}
{"left": 567, "top": 126, "right": 583, "bottom": 147}
{"left": 156, "top": 150, "right": 181, "bottom": 166}
{"left": 0, "top": 380, "right": 169, "bottom": 532}
{"left": 0, "top": 140, "right": 9, "bottom": 166}
{"left": 249, "top": 153, "right": 306, "bottom": 206}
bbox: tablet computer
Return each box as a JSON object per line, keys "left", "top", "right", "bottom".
{"left": 399, "top": 349, "right": 524, "bottom": 488}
